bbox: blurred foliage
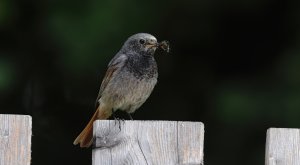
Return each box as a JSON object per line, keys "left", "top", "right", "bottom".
{"left": 47, "top": 0, "right": 165, "bottom": 75}
{"left": 0, "top": 58, "right": 15, "bottom": 92}
{"left": 0, "top": 0, "right": 300, "bottom": 164}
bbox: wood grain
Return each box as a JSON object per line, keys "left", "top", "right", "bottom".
{"left": 93, "top": 120, "right": 204, "bottom": 165}
{"left": 265, "top": 128, "right": 300, "bottom": 165}
{"left": 0, "top": 115, "right": 32, "bottom": 165}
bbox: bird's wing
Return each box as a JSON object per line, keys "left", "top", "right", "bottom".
{"left": 95, "top": 54, "right": 128, "bottom": 108}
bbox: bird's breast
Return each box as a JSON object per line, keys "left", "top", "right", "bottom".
{"left": 125, "top": 55, "right": 158, "bottom": 79}
{"left": 103, "top": 72, "right": 157, "bottom": 113}
{"left": 100, "top": 54, "right": 158, "bottom": 112}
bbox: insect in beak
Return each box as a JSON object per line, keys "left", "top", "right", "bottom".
{"left": 158, "top": 40, "right": 170, "bottom": 53}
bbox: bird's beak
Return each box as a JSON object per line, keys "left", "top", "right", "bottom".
{"left": 146, "top": 40, "right": 159, "bottom": 49}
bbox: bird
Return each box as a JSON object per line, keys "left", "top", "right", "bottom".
{"left": 73, "top": 33, "right": 162, "bottom": 148}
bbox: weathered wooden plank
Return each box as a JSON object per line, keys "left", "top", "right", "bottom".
{"left": 93, "top": 120, "right": 204, "bottom": 165}
{"left": 265, "top": 128, "right": 300, "bottom": 165}
{"left": 178, "top": 121, "right": 204, "bottom": 165}
{"left": 0, "top": 114, "right": 32, "bottom": 165}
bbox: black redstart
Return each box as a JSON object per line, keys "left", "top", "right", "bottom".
{"left": 73, "top": 33, "right": 169, "bottom": 147}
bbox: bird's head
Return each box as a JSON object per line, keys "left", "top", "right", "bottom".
{"left": 122, "top": 33, "right": 158, "bottom": 55}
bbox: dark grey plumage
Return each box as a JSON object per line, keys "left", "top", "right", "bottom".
{"left": 97, "top": 33, "right": 158, "bottom": 113}
{"left": 74, "top": 33, "right": 160, "bottom": 147}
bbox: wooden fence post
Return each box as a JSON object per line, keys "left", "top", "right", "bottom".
{"left": 265, "top": 128, "right": 300, "bottom": 165}
{"left": 92, "top": 120, "right": 204, "bottom": 165}
{"left": 0, "top": 114, "right": 32, "bottom": 165}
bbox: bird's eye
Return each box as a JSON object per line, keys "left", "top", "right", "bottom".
{"left": 139, "top": 39, "right": 145, "bottom": 45}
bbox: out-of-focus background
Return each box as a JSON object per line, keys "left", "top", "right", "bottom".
{"left": 0, "top": 0, "right": 300, "bottom": 164}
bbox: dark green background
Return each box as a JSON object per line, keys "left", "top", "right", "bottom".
{"left": 1, "top": 0, "right": 300, "bottom": 164}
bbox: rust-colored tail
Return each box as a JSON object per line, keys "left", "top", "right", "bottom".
{"left": 73, "top": 106, "right": 111, "bottom": 148}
